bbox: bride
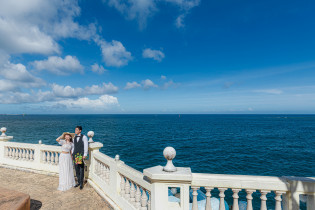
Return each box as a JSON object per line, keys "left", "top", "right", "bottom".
{"left": 56, "top": 133, "right": 76, "bottom": 191}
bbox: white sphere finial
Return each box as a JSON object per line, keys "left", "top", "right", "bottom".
{"left": 163, "top": 147, "right": 177, "bottom": 172}
{"left": 87, "top": 131, "right": 94, "bottom": 143}
{"left": 115, "top": 154, "right": 120, "bottom": 161}
{"left": 1, "top": 127, "right": 7, "bottom": 137}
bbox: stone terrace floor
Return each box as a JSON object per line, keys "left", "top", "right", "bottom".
{"left": 0, "top": 167, "right": 113, "bottom": 210}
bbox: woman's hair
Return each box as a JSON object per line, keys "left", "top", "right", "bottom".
{"left": 64, "top": 134, "right": 73, "bottom": 143}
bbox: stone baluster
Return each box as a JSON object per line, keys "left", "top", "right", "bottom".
{"left": 98, "top": 162, "right": 102, "bottom": 176}
{"left": 18, "top": 148, "right": 22, "bottom": 159}
{"left": 55, "top": 152, "right": 59, "bottom": 164}
{"left": 21, "top": 149, "right": 25, "bottom": 160}
{"left": 101, "top": 164, "right": 106, "bottom": 180}
{"left": 15, "top": 148, "right": 19, "bottom": 159}
{"left": 4, "top": 147, "right": 8, "bottom": 157}
{"left": 8, "top": 147, "right": 11, "bottom": 157}
{"left": 232, "top": 189, "right": 241, "bottom": 210}
{"left": 120, "top": 175, "right": 125, "bottom": 197}
{"left": 141, "top": 189, "right": 148, "bottom": 210}
{"left": 50, "top": 152, "right": 55, "bottom": 164}
{"left": 246, "top": 190, "right": 255, "bottom": 210}
{"left": 52, "top": 152, "right": 55, "bottom": 164}
{"left": 30, "top": 150, "right": 34, "bottom": 161}
{"left": 26, "top": 149, "right": 30, "bottom": 160}
{"left": 10, "top": 148, "right": 13, "bottom": 158}
{"left": 147, "top": 191, "right": 151, "bottom": 210}
{"left": 99, "top": 164, "right": 103, "bottom": 179}
{"left": 23, "top": 149, "right": 29, "bottom": 161}
{"left": 11, "top": 147, "right": 14, "bottom": 158}
{"left": 15, "top": 148, "right": 18, "bottom": 158}
{"left": 105, "top": 166, "right": 110, "bottom": 183}
{"left": 260, "top": 190, "right": 270, "bottom": 210}
{"left": 130, "top": 181, "right": 136, "bottom": 205}
{"left": 275, "top": 191, "right": 285, "bottom": 210}
{"left": 47, "top": 151, "right": 51, "bottom": 164}
{"left": 135, "top": 185, "right": 141, "bottom": 209}
{"left": 219, "top": 188, "right": 227, "bottom": 210}
{"left": 192, "top": 187, "right": 200, "bottom": 210}
{"left": 42, "top": 151, "right": 46, "bottom": 163}
{"left": 205, "top": 187, "right": 213, "bottom": 210}
{"left": 94, "top": 160, "right": 99, "bottom": 175}
{"left": 125, "top": 178, "right": 131, "bottom": 200}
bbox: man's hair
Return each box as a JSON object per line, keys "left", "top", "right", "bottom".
{"left": 76, "top": 126, "right": 83, "bottom": 131}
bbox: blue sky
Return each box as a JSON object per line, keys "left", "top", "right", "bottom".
{"left": 0, "top": 0, "right": 315, "bottom": 114}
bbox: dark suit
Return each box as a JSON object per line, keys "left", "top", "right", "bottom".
{"left": 73, "top": 135, "right": 85, "bottom": 187}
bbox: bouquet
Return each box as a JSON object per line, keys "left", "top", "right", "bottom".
{"left": 74, "top": 153, "right": 83, "bottom": 165}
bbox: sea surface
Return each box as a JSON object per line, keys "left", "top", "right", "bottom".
{"left": 1, "top": 114, "right": 314, "bottom": 177}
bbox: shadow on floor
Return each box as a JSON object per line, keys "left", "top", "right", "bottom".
{"left": 30, "top": 199, "right": 42, "bottom": 210}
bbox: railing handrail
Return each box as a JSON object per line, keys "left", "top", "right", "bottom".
{"left": 192, "top": 173, "right": 289, "bottom": 191}
{"left": 2, "top": 141, "right": 38, "bottom": 149}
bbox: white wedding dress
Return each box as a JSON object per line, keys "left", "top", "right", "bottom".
{"left": 58, "top": 140, "right": 76, "bottom": 191}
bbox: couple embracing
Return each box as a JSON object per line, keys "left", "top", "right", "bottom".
{"left": 56, "top": 126, "right": 88, "bottom": 191}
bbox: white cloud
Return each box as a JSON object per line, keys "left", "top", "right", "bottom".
{"left": 0, "top": 18, "right": 60, "bottom": 54}
{"left": 91, "top": 63, "right": 107, "bottom": 74}
{"left": 0, "top": 52, "right": 46, "bottom": 92}
{"left": 125, "top": 81, "right": 141, "bottom": 90}
{"left": 161, "top": 80, "right": 179, "bottom": 89}
{"left": 0, "top": 0, "right": 96, "bottom": 55}
{"left": 141, "top": 79, "right": 158, "bottom": 90}
{"left": 56, "top": 95, "right": 119, "bottom": 110}
{"left": 32, "top": 55, "right": 84, "bottom": 75}
{"left": 85, "top": 83, "right": 118, "bottom": 95}
{"left": 253, "top": 89, "right": 283, "bottom": 95}
{"left": 142, "top": 48, "right": 165, "bottom": 62}
{"left": 161, "top": 75, "right": 167, "bottom": 80}
{"left": 103, "top": 0, "right": 200, "bottom": 29}
{"left": 52, "top": 82, "right": 118, "bottom": 98}
{"left": 0, "top": 91, "right": 120, "bottom": 111}
{"left": 175, "top": 14, "right": 185, "bottom": 28}
{"left": 51, "top": 84, "right": 83, "bottom": 98}
{"left": 95, "top": 38, "right": 133, "bottom": 67}
{"left": 104, "top": 0, "right": 157, "bottom": 29}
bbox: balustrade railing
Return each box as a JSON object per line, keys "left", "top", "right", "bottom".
{"left": 88, "top": 148, "right": 151, "bottom": 210}
{"left": 5, "top": 146, "right": 35, "bottom": 161}
{"left": 190, "top": 173, "right": 289, "bottom": 210}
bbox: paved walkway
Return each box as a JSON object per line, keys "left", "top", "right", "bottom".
{"left": 0, "top": 167, "right": 113, "bottom": 210}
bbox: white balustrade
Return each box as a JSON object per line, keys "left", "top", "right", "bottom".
{"left": 94, "top": 158, "right": 110, "bottom": 184}
{"left": 4, "top": 146, "right": 35, "bottom": 161}
{"left": 42, "top": 150, "right": 60, "bottom": 165}
{"left": 119, "top": 172, "right": 151, "bottom": 209}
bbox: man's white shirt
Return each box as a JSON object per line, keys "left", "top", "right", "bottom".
{"left": 71, "top": 134, "right": 88, "bottom": 156}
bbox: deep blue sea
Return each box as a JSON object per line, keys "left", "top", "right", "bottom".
{"left": 1, "top": 114, "right": 314, "bottom": 177}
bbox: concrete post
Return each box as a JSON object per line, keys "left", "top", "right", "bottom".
{"left": 143, "top": 165, "right": 192, "bottom": 210}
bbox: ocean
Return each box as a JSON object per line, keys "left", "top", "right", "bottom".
{"left": 1, "top": 114, "right": 314, "bottom": 177}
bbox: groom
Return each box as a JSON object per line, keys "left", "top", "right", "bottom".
{"left": 72, "top": 126, "right": 88, "bottom": 190}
